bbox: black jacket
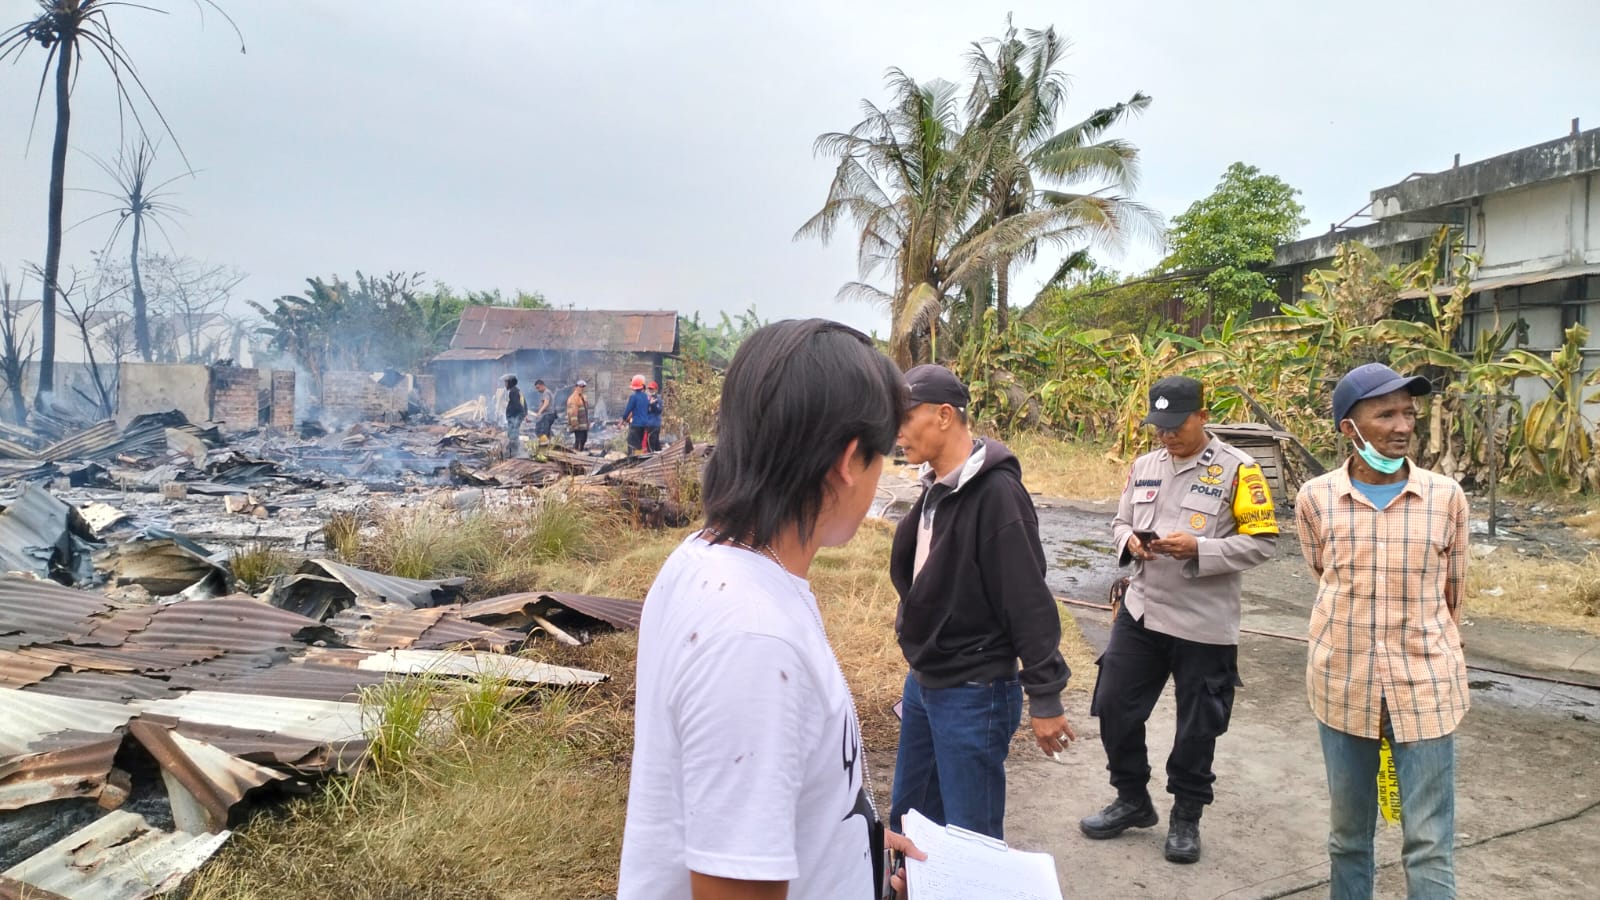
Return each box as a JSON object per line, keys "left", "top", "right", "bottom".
{"left": 890, "top": 438, "right": 1069, "bottom": 718}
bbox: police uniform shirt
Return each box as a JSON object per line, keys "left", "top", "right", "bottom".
{"left": 1112, "top": 435, "right": 1279, "bottom": 646}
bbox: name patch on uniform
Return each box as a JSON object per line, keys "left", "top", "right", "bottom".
{"left": 1134, "top": 478, "right": 1162, "bottom": 488}
{"left": 1188, "top": 483, "right": 1224, "bottom": 499}
{"left": 1232, "top": 463, "right": 1279, "bottom": 535}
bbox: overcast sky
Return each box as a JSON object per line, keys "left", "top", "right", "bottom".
{"left": 1, "top": 0, "right": 1596, "bottom": 338}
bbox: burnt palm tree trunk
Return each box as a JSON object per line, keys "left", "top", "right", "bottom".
{"left": 130, "top": 214, "right": 151, "bottom": 360}
{"left": 37, "top": 19, "right": 76, "bottom": 408}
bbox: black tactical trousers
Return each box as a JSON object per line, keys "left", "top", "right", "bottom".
{"left": 1090, "top": 604, "right": 1241, "bottom": 811}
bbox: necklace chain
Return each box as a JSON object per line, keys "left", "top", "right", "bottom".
{"left": 709, "top": 531, "right": 880, "bottom": 819}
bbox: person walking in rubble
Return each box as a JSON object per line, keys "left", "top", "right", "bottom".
{"left": 1296, "top": 363, "right": 1467, "bottom": 900}
{"left": 644, "top": 379, "right": 664, "bottom": 451}
{"left": 1080, "top": 375, "right": 1278, "bottom": 865}
{"left": 501, "top": 374, "right": 526, "bottom": 457}
{"left": 622, "top": 374, "right": 651, "bottom": 455}
{"left": 566, "top": 379, "right": 591, "bottom": 452}
{"left": 619, "top": 318, "right": 923, "bottom": 900}
{"left": 531, "top": 378, "right": 556, "bottom": 447}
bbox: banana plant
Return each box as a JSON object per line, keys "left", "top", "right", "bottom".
{"left": 1501, "top": 324, "right": 1598, "bottom": 490}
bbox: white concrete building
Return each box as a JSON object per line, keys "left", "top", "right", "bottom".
{"left": 1269, "top": 124, "right": 1600, "bottom": 413}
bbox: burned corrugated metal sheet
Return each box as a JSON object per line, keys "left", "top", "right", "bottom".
{"left": 445, "top": 306, "right": 678, "bottom": 354}
{"left": 92, "top": 531, "right": 230, "bottom": 598}
{"left": 34, "top": 420, "right": 120, "bottom": 463}
{"left": 430, "top": 347, "right": 513, "bottom": 362}
{"left": 196, "top": 661, "right": 389, "bottom": 703}
{"left": 111, "top": 596, "right": 336, "bottom": 653}
{"left": 0, "top": 730, "right": 123, "bottom": 812}
{"left": 0, "top": 576, "right": 116, "bottom": 649}
{"left": 350, "top": 648, "right": 606, "bottom": 686}
{"left": 460, "top": 590, "right": 643, "bottom": 631}
{"left": 0, "top": 690, "right": 137, "bottom": 754}
{"left": 23, "top": 671, "right": 181, "bottom": 703}
{"left": 127, "top": 720, "right": 287, "bottom": 834}
{"left": 327, "top": 605, "right": 524, "bottom": 653}
{"left": 0, "top": 690, "right": 136, "bottom": 812}
{"left": 0, "top": 652, "right": 65, "bottom": 689}
{"left": 0, "top": 875, "right": 70, "bottom": 900}
{"left": 267, "top": 560, "right": 466, "bottom": 621}
{"left": 0, "top": 487, "right": 99, "bottom": 586}
{"left": 1, "top": 810, "right": 230, "bottom": 899}
{"left": 131, "top": 691, "right": 369, "bottom": 747}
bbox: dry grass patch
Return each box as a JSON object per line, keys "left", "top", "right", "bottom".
{"left": 1001, "top": 431, "right": 1127, "bottom": 501}
{"left": 182, "top": 685, "right": 631, "bottom": 900}
{"left": 1466, "top": 549, "right": 1600, "bottom": 635}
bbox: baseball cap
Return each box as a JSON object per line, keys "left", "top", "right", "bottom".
{"left": 1332, "top": 363, "right": 1430, "bottom": 424}
{"left": 904, "top": 364, "right": 969, "bottom": 411}
{"left": 575, "top": 379, "right": 587, "bottom": 387}
{"left": 1143, "top": 376, "right": 1204, "bottom": 430}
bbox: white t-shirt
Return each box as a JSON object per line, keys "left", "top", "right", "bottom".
{"left": 618, "top": 535, "right": 877, "bottom": 900}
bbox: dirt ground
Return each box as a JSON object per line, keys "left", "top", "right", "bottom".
{"left": 941, "top": 498, "right": 1600, "bottom": 900}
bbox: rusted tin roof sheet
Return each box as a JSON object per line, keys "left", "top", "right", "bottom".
{"left": 327, "top": 605, "right": 525, "bottom": 652}
{"left": 0, "top": 576, "right": 118, "bottom": 650}
{"left": 460, "top": 591, "right": 643, "bottom": 631}
{"left": 112, "top": 596, "right": 335, "bottom": 653}
{"left": 0, "top": 652, "right": 65, "bottom": 689}
{"left": 445, "top": 306, "right": 678, "bottom": 354}
{"left": 268, "top": 560, "right": 466, "bottom": 620}
{"left": 195, "top": 661, "right": 388, "bottom": 703}
{"left": 34, "top": 420, "right": 121, "bottom": 463}
{"left": 127, "top": 719, "right": 288, "bottom": 834}
{"left": 430, "top": 347, "right": 513, "bottom": 362}
{"left": 1, "top": 810, "right": 230, "bottom": 899}
{"left": 0, "top": 731, "right": 123, "bottom": 812}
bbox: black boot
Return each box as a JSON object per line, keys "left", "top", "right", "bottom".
{"left": 1164, "top": 802, "right": 1202, "bottom": 864}
{"left": 1079, "top": 795, "right": 1159, "bottom": 840}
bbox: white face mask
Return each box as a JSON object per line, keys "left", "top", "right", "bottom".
{"left": 1344, "top": 420, "right": 1406, "bottom": 475}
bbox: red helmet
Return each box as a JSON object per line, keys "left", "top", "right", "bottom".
{"left": 630, "top": 375, "right": 646, "bottom": 389}
{"left": 647, "top": 381, "right": 658, "bottom": 390}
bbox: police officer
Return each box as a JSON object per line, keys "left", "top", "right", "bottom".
{"left": 1079, "top": 375, "right": 1278, "bottom": 864}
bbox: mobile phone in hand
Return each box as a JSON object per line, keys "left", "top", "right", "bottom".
{"left": 1134, "top": 530, "right": 1159, "bottom": 547}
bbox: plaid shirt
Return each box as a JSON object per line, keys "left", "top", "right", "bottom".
{"left": 1294, "top": 459, "right": 1470, "bottom": 742}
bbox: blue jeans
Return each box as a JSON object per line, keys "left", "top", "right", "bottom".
{"left": 1318, "top": 720, "right": 1456, "bottom": 899}
{"left": 890, "top": 673, "right": 1023, "bottom": 840}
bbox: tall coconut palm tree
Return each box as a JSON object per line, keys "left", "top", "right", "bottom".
{"left": 797, "top": 70, "right": 1010, "bottom": 368}
{"left": 0, "top": 1, "right": 240, "bottom": 407}
{"left": 963, "top": 20, "right": 1160, "bottom": 332}
{"left": 79, "top": 140, "right": 187, "bottom": 361}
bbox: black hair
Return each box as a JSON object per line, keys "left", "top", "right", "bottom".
{"left": 534, "top": 379, "right": 545, "bottom": 387}
{"left": 702, "top": 318, "right": 905, "bottom": 549}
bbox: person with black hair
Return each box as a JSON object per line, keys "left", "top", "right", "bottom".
{"left": 619, "top": 318, "right": 923, "bottom": 900}
{"left": 501, "top": 374, "right": 525, "bottom": 457}
{"left": 531, "top": 379, "right": 555, "bottom": 447}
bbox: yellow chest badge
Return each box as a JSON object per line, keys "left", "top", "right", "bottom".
{"left": 1198, "top": 463, "right": 1225, "bottom": 485}
{"left": 1189, "top": 512, "right": 1208, "bottom": 530}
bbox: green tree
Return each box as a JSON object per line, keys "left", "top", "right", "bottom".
{"left": 1164, "top": 162, "right": 1307, "bottom": 323}
{"left": 0, "top": 1, "right": 241, "bottom": 406}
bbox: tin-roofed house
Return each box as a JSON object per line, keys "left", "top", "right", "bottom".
{"left": 429, "top": 307, "right": 679, "bottom": 420}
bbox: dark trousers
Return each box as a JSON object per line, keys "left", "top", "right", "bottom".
{"left": 627, "top": 425, "right": 647, "bottom": 453}
{"left": 534, "top": 412, "right": 556, "bottom": 438}
{"left": 572, "top": 429, "right": 588, "bottom": 451}
{"left": 645, "top": 426, "right": 661, "bottom": 451}
{"left": 1090, "top": 605, "right": 1240, "bottom": 811}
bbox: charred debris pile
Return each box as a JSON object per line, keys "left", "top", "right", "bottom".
{"left": 0, "top": 405, "right": 705, "bottom": 899}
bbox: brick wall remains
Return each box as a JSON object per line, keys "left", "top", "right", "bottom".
{"left": 208, "top": 366, "right": 260, "bottom": 431}
{"left": 270, "top": 370, "right": 296, "bottom": 429}
{"left": 411, "top": 374, "right": 436, "bottom": 413}
{"left": 321, "top": 371, "right": 408, "bottom": 426}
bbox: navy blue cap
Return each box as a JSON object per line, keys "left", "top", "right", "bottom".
{"left": 1332, "top": 363, "right": 1430, "bottom": 424}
